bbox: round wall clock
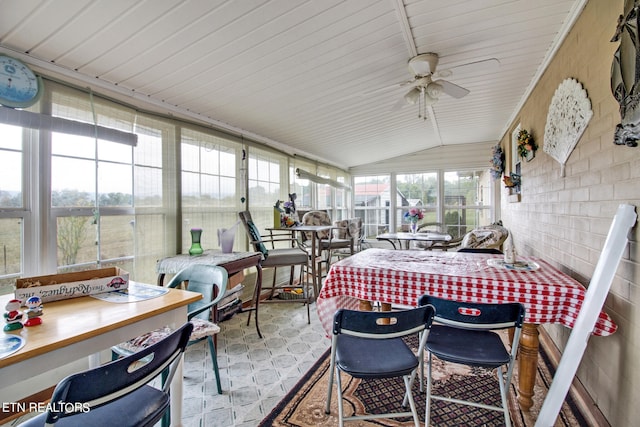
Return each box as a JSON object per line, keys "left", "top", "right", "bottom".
{"left": 0, "top": 55, "right": 44, "bottom": 108}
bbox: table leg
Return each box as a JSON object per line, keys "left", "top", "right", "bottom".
{"left": 359, "top": 300, "right": 373, "bottom": 311}
{"left": 517, "top": 323, "right": 539, "bottom": 411}
{"left": 358, "top": 301, "right": 392, "bottom": 323}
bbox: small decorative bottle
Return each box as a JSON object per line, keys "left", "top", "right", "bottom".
{"left": 189, "top": 228, "right": 204, "bottom": 255}
{"left": 503, "top": 234, "right": 516, "bottom": 264}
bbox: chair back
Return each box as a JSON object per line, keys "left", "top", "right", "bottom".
{"left": 332, "top": 305, "right": 435, "bottom": 338}
{"left": 417, "top": 222, "right": 446, "bottom": 234}
{"left": 166, "top": 264, "right": 228, "bottom": 322}
{"left": 301, "top": 210, "right": 332, "bottom": 240}
{"left": 419, "top": 295, "right": 524, "bottom": 331}
{"left": 238, "top": 210, "right": 269, "bottom": 257}
{"left": 43, "top": 322, "right": 193, "bottom": 424}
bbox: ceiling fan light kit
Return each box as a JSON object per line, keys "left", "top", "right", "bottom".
{"left": 426, "top": 82, "right": 443, "bottom": 98}
{"left": 404, "top": 87, "right": 421, "bottom": 105}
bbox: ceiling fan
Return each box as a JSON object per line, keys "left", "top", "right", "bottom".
{"left": 394, "top": 53, "right": 499, "bottom": 118}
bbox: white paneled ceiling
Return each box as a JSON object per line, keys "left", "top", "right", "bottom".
{"left": 0, "top": 0, "right": 587, "bottom": 169}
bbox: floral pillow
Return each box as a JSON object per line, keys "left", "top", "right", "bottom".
{"left": 461, "top": 225, "right": 508, "bottom": 249}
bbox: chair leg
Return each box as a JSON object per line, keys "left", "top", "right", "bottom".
{"left": 325, "top": 348, "right": 336, "bottom": 415}
{"left": 425, "top": 352, "right": 433, "bottom": 426}
{"left": 161, "top": 407, "right": 170, "bottom": 427}
{"left": 300, "top": 263, "right": 311, "bottom": 324}
{"left": 402, "top": 375, "right": 421, "bottom": 427}
{"left": 497, "top": 367, "right": 512, "bottom": 427}
{"left": 335, "top": 367, "right": 345, "bottom": 427}
{"left": 160, "top": 368, "right": 171, "bottom": 427}
{"left": 207, "top": 336, "right": 222, "bottom": 394}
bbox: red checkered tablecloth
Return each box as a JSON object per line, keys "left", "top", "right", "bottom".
{"left": 316, "top": 248, "right": 617, "bottom": 337}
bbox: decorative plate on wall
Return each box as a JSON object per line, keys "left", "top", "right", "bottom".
{"left": 543, "top": 78, "right": 593, "bottom": 176}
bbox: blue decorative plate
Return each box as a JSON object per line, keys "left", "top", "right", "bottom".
{"left": 0, "top": 334, "right": 25, "bottom": 359}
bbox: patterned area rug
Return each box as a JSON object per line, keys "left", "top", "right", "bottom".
{"left": 259, "top": 335, "right": 586, "bottom": 427}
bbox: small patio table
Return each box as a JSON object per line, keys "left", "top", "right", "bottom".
{"left": 376, "top": 231, "right": 452, "bottom": 250}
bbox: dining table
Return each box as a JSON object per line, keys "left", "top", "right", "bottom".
{"left": 376, "top": 231, "right": 452, "bottom": 250}
{"left": 316, "top": 248, "right": 618, "bottom": 412}
{"left": 156, "top": 250, "right": 263, "bottom": 335}
{"left": 0, "top": 281, "right": 201, "bottom": 426}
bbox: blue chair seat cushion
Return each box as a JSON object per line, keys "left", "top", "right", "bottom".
{"left": 335, "top": 335, "right": 419, "bottom": 379}
{"left": 17, "top": 385, "right": 168, "bottom": 427}
{"left": 426, "top": 324, "right": 510, "bottom": 368}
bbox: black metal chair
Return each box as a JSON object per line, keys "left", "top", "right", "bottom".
{"left": 18, "top": 322, "right": 193, "bottom": 427}
{"left": 238, "top": 211, "right": 312, "bottom": 324}
{"left": 419, "top": 295, "right": 525, "bottom": 427}
{"left": 325, "top": 306, "right": 435, "bottom": 427}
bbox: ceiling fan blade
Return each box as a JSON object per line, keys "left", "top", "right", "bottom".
{"left": 436, "top": 79, "right": 470, "bottom": 99}
{"left": 362, "top": 78, "right": 416, "bottom": 96}
{"left": 448, "top": 57, "right": 500, "bottom": 76}
{"left": 391, "top": 96, "right": 408, "bottom": 111}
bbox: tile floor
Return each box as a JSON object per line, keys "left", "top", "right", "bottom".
{"left": 181, "top": 300, "right": 329, "bottom": 427}
{"left": 2, "top": 300, "right": 328, "bottom": 427}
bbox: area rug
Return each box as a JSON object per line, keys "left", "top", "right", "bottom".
{"left": 259, "top": 336, "right": 586, "bottom": 427}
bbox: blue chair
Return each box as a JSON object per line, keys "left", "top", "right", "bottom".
{"left": 112, "top": 265, "right": 228, "bottom": 394}
{"left": 18, "top": 322, "right": 193, "bottom": 427}
{"left": 419, "top": 295, "right": 525, "bottom": 427}
{"left": 325, "top": 306, "right": 435, "bottom": 427}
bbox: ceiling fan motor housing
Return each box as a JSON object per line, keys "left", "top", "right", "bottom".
{"left": 408, "top": 53, "right": 439, "bottom": 76}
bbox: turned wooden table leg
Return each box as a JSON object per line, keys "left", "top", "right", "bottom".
{"left": 359, "top": 300, "right": 373, "bottom": 311}
{"left": 517, "top": 323, "right": 540, "bottom": 411}
{"left": 358, "top": 301, "right": 393, "bottom": 323}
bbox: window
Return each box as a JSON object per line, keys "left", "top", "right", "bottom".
{"left": 51, "top": 131, "right": 135, "bottom": 271}
{"left": 290, "top": 158, "right": 315, "bottom": 211}
{"left": 443, "top": 170, "right": 492, "bottom": 237}
{"left": 132, "top": 118, "right": 174, "bottom": 279}
{"left": 396, "top": 173, "right": 438, "bottom": 230}
{"left": 0, "top": 124, "right": 26, "bottom": 292}
{"left": 316, "top": 165, "right": 337, "bottom": 214}
{"left": 248, "top": 147, "right": 287, "bottom": 230}
{"left": 353, "top": 175, "right": 390, "bottom": 239}
{"left": 181, "top": 128, "right": 242, "bottom": 251}
{"left": 353, "top": 169, "right": 495, "bottom": 239}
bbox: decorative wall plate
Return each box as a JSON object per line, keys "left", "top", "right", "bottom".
{"left": 543, "top": 78, "right": 593, "bottom": 176}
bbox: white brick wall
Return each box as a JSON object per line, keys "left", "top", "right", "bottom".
{"left": 500, "top": 1, "right": 640, "bottom": 425}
